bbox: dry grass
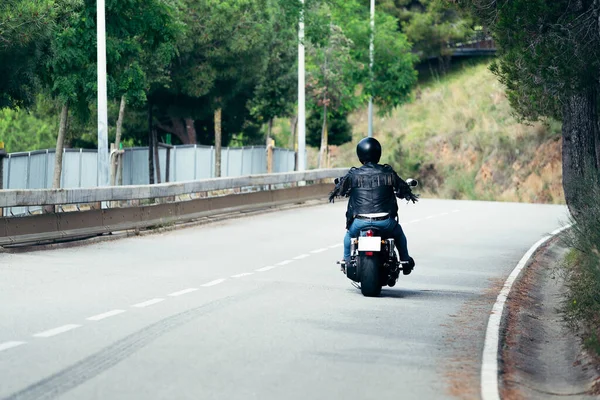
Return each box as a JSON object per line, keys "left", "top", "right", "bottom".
{"left": 328, "top": 62, "right": 565, "bottom": 204}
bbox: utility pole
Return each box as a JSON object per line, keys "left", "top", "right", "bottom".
{"left": 297, "top": 0, "right": 306, "bottom": 171}
{"left": 97, "top": 0, "right": 109, "bottom": 186}
{"left": 368, "top": 0, "right": 375, "bottom": 138}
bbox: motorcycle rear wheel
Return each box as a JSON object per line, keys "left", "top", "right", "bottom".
{"left": 359, "top": 255, "right": 382, "bottom": 297}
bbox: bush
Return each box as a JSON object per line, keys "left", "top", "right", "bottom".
{"left": 561, "top": 176, "right": 600, "bottom": 353}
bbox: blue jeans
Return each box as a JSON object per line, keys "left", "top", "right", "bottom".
{"left": 343, "top": 217, "right": 409, "bottom": 261}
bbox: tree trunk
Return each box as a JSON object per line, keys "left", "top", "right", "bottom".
{"left": 214, "top": 107, "right": 222, "bottom": 177}
{"left": 148, "top": 102, "right": 155, "bottom": 185}
{"left": 111, "top": 95, "right": 126, "bottom": 185}
{"left": 266, "top": 118, "right": 273, "bottom": 171}
{"left": 153, "top": 127, "right": 161, "bottom": 184}
{"left": 289, "top": 115, "right": 298, "bottom": 149}
{"left": 52, "top": 103, "right": 68, "bottom": 189}
{"left": 290, "top": 115, "right": 298, "bottom": 170}
{"left": 561, "top": 88, "right": 600, "bottom": 218}
{"left": 184, "top": 118, "right": 197, "bottom": 144}
{"left": 266, "top": 119, "right": 273, "bottom": 145}
{"left": 319, "top": 105, "right": 328, "bottom": 169}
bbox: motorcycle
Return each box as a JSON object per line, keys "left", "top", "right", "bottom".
{"left": 338, "top": 178, "right": 419, "bottom": 297}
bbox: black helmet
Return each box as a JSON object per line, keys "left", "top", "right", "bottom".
{"left": 356, "top": 137, "right": 381, "bottom": 164}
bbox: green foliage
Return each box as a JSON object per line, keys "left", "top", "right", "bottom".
{"left": 306, "top": 108, "right": 352, "bottom": 147}
{"left": 0, "top": 95, "right": 59, "bottom": 152}
{"left": 458, "top": 0, "right": 600, "bottom": 123}
{"left": 398, "top": 0, "right": 473, "bottom": 61}
{"left": 248, "top": 0, "right": 298, "bottom": 125}
{"left": 306, "top": 19, "right": 359, "bottom": 114}
{"left": 0, "top": 0, "right": 55, "bottom": 108}
{"left": 105, "top": 0, "right": 182, "bottom": 105}
{"left": 561, "top": 176, "right": 600, "bottom": 353}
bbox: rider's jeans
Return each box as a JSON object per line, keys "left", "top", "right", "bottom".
{"left": 343, "top": 217, "right": 409, "bottom": 261}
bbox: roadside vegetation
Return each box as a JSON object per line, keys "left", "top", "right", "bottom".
{"left": 561, "top": 179, "right": 600, "bottom": 355}
{"left": 316, "top": 60, "right": 564, "bottom": 203}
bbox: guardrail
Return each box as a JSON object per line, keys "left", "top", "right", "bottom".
{"left": 0, "top": 168, "right": 348, "bottom": 247}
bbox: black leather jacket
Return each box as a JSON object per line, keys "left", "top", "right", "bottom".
{"left": 329, "top": 163, "right": 417, "bottom": 229}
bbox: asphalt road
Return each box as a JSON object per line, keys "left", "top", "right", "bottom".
{"left": 0, "top": 198, "right": 569, "bottom": 400}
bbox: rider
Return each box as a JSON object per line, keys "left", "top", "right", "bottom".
{"left": 329, "top": 137, "right": 418, "bottom": 274}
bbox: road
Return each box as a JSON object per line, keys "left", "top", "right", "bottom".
{"left": 0, "top": 198, "right": 569, "bottom": 400}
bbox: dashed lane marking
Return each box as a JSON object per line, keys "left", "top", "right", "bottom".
{"left": 255, "top": 266, "right": 277, "bottom": 272}
{"left": 168, "top": 288, "right": 198, "bottom": 297}
{"left": 132, "top": 298, "right": 164, "bottom": 308}
{"left": 310, "top": 248, "right": 328, "bottom": 254}
{"left": 33, "top": 324, "right": 81, "bottom": 338}
{"left": 231, "top": 272, "right": 254, "bottom": 278}
{"left": 87, "top": 310, "right": 126, "bottom": 321}
{"left": 0, "top": 341, "right": 26, "bottom": 352}
{"left": 201, "top": 279, "right": 226, "bottom": 287}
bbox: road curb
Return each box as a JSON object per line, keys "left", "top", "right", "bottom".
{"left": 480, "top": 224, "right": 572, "bottom": 400}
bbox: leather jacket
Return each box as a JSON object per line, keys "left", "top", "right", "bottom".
{"left": 329, "top": 163, "right": 417, "bottom": 229}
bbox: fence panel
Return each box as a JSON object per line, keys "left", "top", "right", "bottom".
{"left": 80, "top": 151, "right": 98, "bottom": 187}
{"left": 195, "top": 146, "right": 213, "bottom": 180}
{"left": 3, "top": 145, "right": 296, "bottom": 190}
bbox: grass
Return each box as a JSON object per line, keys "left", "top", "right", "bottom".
{"left": 329, "top": 60, "right": 564, "bottom": 203}
{"left": 560, "top": 180, "right": 600, "bottom": 354}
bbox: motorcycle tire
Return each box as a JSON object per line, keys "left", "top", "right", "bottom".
{"left": 359, "top": 255, "right": 382, "bottom": 297}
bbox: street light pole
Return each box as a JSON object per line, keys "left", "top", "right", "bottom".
{"left": 368, "top": 0, "right": 375, "bottom": 138}
{"left": 97, "top": 0, "right": 109, "bottom": 186}
{"left": 297, "top": 0, "right": 306, "bottom": 171}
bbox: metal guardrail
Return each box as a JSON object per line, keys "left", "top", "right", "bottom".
{"left": 0, "top": 169, "right": 347, "bottom": 207}
{"left": 0, "top": 168, "right": 348, "bottom": 246}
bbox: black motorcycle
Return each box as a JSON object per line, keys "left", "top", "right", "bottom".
{"left": 339, "top": 178, "right": 418, "bottom": 297}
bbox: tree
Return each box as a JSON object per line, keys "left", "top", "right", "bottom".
{"left": 39, "top": 0, "right": 95, "bottom": 190}
{"left": 306, "top": 16, "right": 358, "bottom": 168}
{"left": 157, "top": 0, "right": 272, "bottom": 176}
{"left": 381, "top": 0, "right": 474, "bottom": 70}
{"left": 103, "top": 0, "right": 182, "bottom": 184}
{"left": 0, "top": 0, "right": 55, "bottom": 109}
{"left": 455, "top": 0, "right": 600, "bottom": 217}
{"left": 248, "top": 0, "right": 298, "bottom": 147}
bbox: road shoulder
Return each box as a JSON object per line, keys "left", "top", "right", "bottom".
{"left": 500, "top": 236, "right": 600, "bottom": 399}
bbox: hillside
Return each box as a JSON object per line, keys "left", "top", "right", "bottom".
{"left": 324, "top": 62, "right": 565, "bottom": 204}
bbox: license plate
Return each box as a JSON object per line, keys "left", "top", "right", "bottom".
{"left": 358, "top": 236, "right": 381, "bottom": 252}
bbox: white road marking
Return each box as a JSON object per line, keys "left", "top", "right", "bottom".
{"left": 480, "top": 223, "right": 572, "bottom": 400}
{"left": 310, "top": 248, "right": 328, "bottom": 254}
{"left": 329, "top": 243, "right": 343, "bottom": 249}
{"left": 277, "top": 260, "right": 293, "bottom": 266}
{"left": 0, "top": 341, "right": 26, "bottom": 352}
{"left": 425, "top": 215, "right": 435, "bottom": 219}
{"left": 255, "top": 266, "right": 276, "bottom": 272}
{"left": 294, "top": 254, "right": 310, "bottom": 260}
{"left": 168, "top": 288, "right": 198, "bottom": 297}
{"left": 132, "top": 298, "right": 164, "bottom": 308}
{"left": 33, "top": 324, "right": 81, "bottom": 338}
{"left": 231, "top": 272, "right": 253, "bottom": 278}
{"left": 408, "top": 219, "right": 421, "bottom": 223}
{"left": 201, "top": 279, "right": 226, "bottom": 287}
{"left": 87, "top": 309, "right": 126, "bottom": 321}
{"left": 453, "top": 209, "right": 460, "bottom": 213}
{"left": 439, "top": 212, "right": 449, "bottom": 216}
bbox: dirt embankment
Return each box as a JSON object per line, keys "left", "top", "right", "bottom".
{"left": 500, "top": 237, "right": 600, "bottom": 399}
{"left": 327, "top": 62, "right": 565, "bottom": 205}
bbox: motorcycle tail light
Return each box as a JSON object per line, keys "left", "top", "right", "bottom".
{"left": 366, "top": 251, "right": 373, "bottom": 256}
{"left": 366, "top": 230, "right": 373, "bottom": 237}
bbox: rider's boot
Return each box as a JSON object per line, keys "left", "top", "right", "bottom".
{"left": 401, "top": 257, "right": 415, "bottom": 275}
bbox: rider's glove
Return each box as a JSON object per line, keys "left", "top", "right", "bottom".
{"left": 405, "top": 192, "right": 419, "bottom": 204}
